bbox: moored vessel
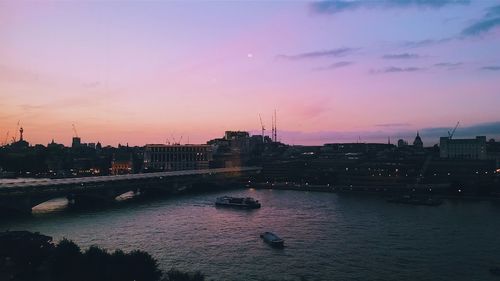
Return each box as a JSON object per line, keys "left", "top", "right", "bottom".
{"left": 215, "top": 196, "right": 261, "bottom": 209}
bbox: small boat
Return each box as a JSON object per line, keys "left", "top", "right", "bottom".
{"left": 387, "top": 195, "right": 443, "bottom": 206}
{"left": 215, "top": 196, "right": 261, "bottom": 209}
{"left": 260, "top": 232, "right": 284, "bottom": 248}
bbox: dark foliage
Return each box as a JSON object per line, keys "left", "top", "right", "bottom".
{"left": 1, "top": 231, "right": 163, "bottom": 281}
{"left": 0, "top": 231, "right": 53, "bottom": 281}
{"left": 51, "top": 238, "right": 82, "bottom": 281}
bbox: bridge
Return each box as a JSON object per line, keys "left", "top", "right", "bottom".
{"left": 0, "top": 167, "right": 261, "bottom": 214}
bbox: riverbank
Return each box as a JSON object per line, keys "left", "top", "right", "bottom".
{"left": 252, "top": 182, "right": 500, "bottom": 201}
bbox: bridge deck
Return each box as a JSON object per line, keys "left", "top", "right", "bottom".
{"left": 0, "top": 167, "right": 260, "bottom": 190}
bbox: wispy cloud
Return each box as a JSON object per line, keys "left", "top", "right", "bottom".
{"left": 310, "top": 0, "right": 469, "bottom": 15}
{"left": 382, "top": 53, "right": 420, "bottom": 59}
{"left": 461, "top": 5, "right": 500, "bottom": 36}
{"left": 434, "top": 62, "right": 463, "bottom": 67}
{"left": 401, "top": 37, "right": 453, "bottom": 48}
{"left": 480, "top": 65, "right": 500, "bottom": 71}
{"left": 372, "top": 66, "right": 425, "bottom": 73}
{"left": 277, "top": 47, "right": 359, "bottom": 60}
{"left": 314, "top": 61, "right": 354, "bottom": 71}
{"left": 434, "top": 62, "right": 463, "bottom": 70}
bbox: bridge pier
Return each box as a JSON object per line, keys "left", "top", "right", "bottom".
{"left": 67, "top": 188, "right": 123, "bottom": 207}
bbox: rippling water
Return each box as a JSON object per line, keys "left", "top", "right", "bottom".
{"left": 2, "top": 188, "right": 500, "bottom": 281}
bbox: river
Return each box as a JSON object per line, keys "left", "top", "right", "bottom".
{"left": 1, "top": 188, "right": 500, "bottom": 281}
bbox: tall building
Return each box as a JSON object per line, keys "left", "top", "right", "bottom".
{"left": 72, "top": 137, "right": 81, "bottom": 148}
{"left": 224, "top": 131, "right": 249, "bottom": 140}
{"left": 440, "top": 136, "right": 487, "bottom": 160}
{"left": 143, "top": 144, "right": 213, "bottom": 171}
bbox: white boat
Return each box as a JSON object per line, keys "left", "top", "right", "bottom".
{"left": 260, "top": 232, "right": 284, "bottom": 248}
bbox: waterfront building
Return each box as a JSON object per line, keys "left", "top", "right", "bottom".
{"left": 72, "top": 137, "right": 81, "bottom": 148}
{"left": 439, "top": 136, "right": 487, "bottom": 160}
{"left": 111, "top": 153, "right": 133, "bottom": 175}
{"left": 208, "top": 131, "right": 264, "bottom": 168}
{"left": 143, "top": 144, "right": 213, "bottom": 171}
{"left": 224, "top": 131, "right": 250, "bottom": 140}
{"left": 224, "top": 131, "right": 251, "bottom": 154}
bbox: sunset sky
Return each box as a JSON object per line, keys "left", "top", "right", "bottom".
{"left": 1, "top": 0, "right": 500, "bottom": 146}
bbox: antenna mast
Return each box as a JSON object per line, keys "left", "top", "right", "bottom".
{"left": 259, "top": 114, "right": 266, "bottom": 143}
{"left": 273, "top": 109, "right": 277, "bottom": 142}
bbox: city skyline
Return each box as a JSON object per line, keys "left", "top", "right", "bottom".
{"left": 1, "top": 1, "right": 500, "bottom": 146}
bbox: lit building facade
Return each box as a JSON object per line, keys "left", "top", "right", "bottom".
{"left": 440, "top": 136, "right": 487, "bottom": 160}
{"left": 111, "top": 154, "right": 133, "bottom": 175}
{"left": 143, "top": 144, "right": 213, "bottom": 171}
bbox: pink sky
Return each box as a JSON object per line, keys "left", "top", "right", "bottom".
{"left": 1, "top": 1, "right": 499, "bottom": 146}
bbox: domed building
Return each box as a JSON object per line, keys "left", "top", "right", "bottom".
{"left": 413, "top": 131, "right": 423, "bottom": 148}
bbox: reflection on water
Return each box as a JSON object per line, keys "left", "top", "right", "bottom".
{"left": 115, "top": 191, "right": 136, "bottom": 201}
{"left": 32, "top": 198, "right": 68, "bottom": 214}
{"left": 2, "top": 188, "right": 500, "bottom": 281}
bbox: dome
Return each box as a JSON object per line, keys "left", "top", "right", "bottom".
{"left": 413, "top": 131, "right": 423, "bottom": 148}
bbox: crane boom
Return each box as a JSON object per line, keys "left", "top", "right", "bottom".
{"left": 448, "top": 121, "right": 459, "bottom": 139}
{"left": 72, "top": 124, "right": 79, "bottom": 138}
{"left": 12, "top": 120, "right": 20, "bottom": 142}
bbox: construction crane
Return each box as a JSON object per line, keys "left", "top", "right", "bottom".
{"left": 170, "top": 134, "right": 183, "bottom": 145}
{"left": 271, "top": 115, "right": 275, "bottom": 142}
{"left": 12, "top": 120, "right": 20, "bottom": 142}
{"left": 272, "top": 109, "right": 277, "bottom": 143}
{"left": 259, "top": 114, "right": 266, "bottom": 143}
{"left": 448, "top": 121, "right": 460, "bottom": 139}
{"left": 72, "top": 124, "right": 79, "bottom": 138}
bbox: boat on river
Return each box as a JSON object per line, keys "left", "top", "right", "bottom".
{"left": 260, "top": 232, "right": 284, "bottom": 248}
{"left": 215, "top": 196, "right": 261, "bottom": 209}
